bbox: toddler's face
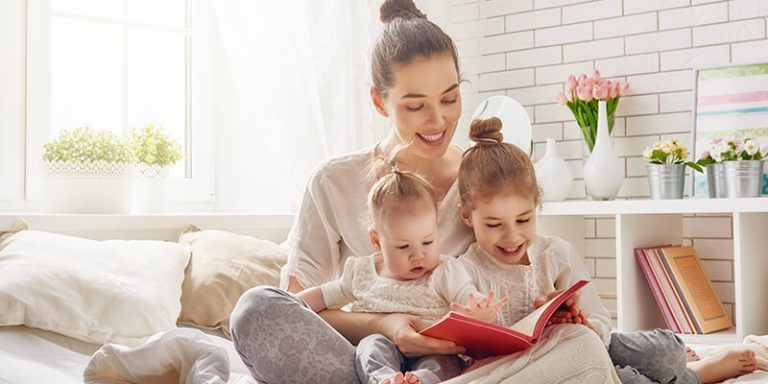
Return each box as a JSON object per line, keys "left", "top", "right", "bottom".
{"left": 461, "top": 192, "right": 537, "bottom": 265}
{"left": 372, "top": 208, "right": 440, "bottom": 281}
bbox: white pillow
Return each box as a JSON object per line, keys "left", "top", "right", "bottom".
{"left": 0, "top": 230, "right": 190, "bottom": 346}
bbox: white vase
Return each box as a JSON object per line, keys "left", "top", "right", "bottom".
{"left": 583, "top": 101, "right": 623, "bottom": 200}
{"left": 535, "top": 138, "right": 573, "bottom": 202}
{"left": 132, "top": 164, "right": 170, "bottom": 213}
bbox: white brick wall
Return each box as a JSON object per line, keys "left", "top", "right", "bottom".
{"left": 443, "top": 0, "right": 756, "bottom": 323}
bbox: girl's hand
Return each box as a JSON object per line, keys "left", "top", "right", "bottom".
{"left": 450, "top": 290, "right": 509, "bottom": 323}
{"left": 381, "top": 313, "right": 465, "bottom": 357}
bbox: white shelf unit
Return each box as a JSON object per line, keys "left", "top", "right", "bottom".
{"left": 537, "top": 198, "right": 768, "bottom": 344}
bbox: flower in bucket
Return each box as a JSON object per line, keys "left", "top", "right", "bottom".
{"left": 556, "top": 70, "right": 629, "bottom": 152}
{"left": 705, "top": 136, "right": 767, "bottom": 162}
{"left": 642, "top": 138, "right": 702, "bottom": 172}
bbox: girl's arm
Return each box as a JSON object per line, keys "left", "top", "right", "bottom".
{"left": 319, "top": 309, "right": 466, "bottom": 356}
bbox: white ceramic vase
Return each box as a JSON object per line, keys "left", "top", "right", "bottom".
{"left": 583, "top": 101, "right": 623, "bottom": 200}
{"left": 535, "top": 138, "right": 573, "bottom": 202}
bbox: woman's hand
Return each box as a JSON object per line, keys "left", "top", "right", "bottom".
{"left": 450, "top": 290, "right": 509, "bottom": 323}
{"left": 380, "top": 313, "right": 466, "bottom": 357}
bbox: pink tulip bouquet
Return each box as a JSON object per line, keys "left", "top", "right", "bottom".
{"left": 556, "top": 70, "right": 629, "bottom": 152}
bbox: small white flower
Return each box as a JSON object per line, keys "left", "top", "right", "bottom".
{"left": 760, "top": 143, "right": 768, "bottom": 157}
{"left": 745, "top": 141, "right": 758, "bottom": 156}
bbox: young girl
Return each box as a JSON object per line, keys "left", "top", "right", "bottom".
{"left": 298, "top": 157, "right": 507, "bottom": 384}
{"left": 454, "top": 117, "right": 757, "bottom": 384}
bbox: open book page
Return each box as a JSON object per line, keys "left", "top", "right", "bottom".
{"left": 508, "top": 279, "right": 589, "bottom": 337}
{"left": 508, "top": 294, "right": 558, "bottom": 336}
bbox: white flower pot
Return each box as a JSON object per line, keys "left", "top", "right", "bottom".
{"left": 132, "top": 164, "right": 170, "bottom": 213}
{"left": 40, "top": 161, "right": 133, "bottom": 213}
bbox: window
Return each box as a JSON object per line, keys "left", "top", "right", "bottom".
{"left": 26, "top": 0, "right": 213, "bottom": 203}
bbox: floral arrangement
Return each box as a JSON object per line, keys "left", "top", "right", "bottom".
{"left": 129, "top": 123, "right": 183, "bottom": 168}
{"left": 697, "top": 137, "right": 768, "bottom": 165}
{"left": 43, "top": 126, "right": 134, "bottom": 163}
{"left": 556, "top": 70, "right": 629, "bottom": 152}
{"left": 643, "top": 138, "right": 702, "bottom": 172}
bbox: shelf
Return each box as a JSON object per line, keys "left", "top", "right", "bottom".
{"left": 540, "top": 197, "right": 768, "bottom": 216}
{"left": 678, "top": 328, "right": 739, "bottom": 346}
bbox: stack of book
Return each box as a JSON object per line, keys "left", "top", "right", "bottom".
{"left": 635, "top": 245, "right": 732, "bottom": 334}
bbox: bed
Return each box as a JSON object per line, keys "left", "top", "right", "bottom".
{"left": 0, "top": 215, "right": 764, "bottom": 384}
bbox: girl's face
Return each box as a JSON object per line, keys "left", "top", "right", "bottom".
{"left": 369, "top": 207, "right": 440, "bottom": 281}
{"left": 460, "top": 191, "right": 537, "bottom": 265}
{"left": 374, "top": 54, "right": 461, "bottom": 160}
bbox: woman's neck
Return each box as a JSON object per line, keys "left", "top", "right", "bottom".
{"left": 377, "top": 132, "right": 460, "bottom": 180}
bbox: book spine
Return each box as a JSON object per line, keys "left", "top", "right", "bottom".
{"left": 635, "top": 248, "right": 680, "bottom": 332}
{"left": 645, "top": 248, "right": 695, "bottom": 334}
{"left": 656, "top": 248, "right": 703, "bottom": 334}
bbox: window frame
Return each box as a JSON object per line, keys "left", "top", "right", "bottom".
{"left": 25, "top": 0, "right": 214, "bottom": 205}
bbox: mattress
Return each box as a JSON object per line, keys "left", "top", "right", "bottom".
{"left": 0, "top": 325, "right": 254, "bottom": 384}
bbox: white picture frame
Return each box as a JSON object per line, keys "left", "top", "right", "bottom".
{"left": 691, "top": 63, "right": 768, "bottom": 198}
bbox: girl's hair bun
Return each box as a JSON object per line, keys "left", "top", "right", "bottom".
{"left": 469, "top": 117, "right": 504, "bottom": 144}
{"left": 380, "top": 0, "right": 427, "bottom": 23}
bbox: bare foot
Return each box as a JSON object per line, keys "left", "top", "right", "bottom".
{"left": 685, "top": 346, "right": 701, "bottom": 362}
{"left": 688, "top": 345, "right": 757, "bottom": 383}
{"left": 380, "top": 372, "right": 420, "bottom": 384}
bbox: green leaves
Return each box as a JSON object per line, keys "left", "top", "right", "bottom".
{"left": 42, "top": 124, "right": 183, "bottom": 167}
{"left": 129, "top": 123, "right": 183, "bottom": 167}
{"left": 43, "top": 127, "right": 134, "bottom": 163}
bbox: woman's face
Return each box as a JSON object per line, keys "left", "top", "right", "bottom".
{"left": 376, "top": 54, "right": 461, "bottom": 160}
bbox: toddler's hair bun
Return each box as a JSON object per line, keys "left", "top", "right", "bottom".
{"left": 380, "top": 0, "right": 427, "bottom": 23}
{"left": 469, "top": 117, "right": 504, "bottom": 144}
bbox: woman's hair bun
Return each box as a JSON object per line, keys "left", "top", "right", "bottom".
{"left": 380, "top": 0, "right": 427, "bottom": 23}
{"left": 469, "top": 117, "right": 504, "bottom": 144}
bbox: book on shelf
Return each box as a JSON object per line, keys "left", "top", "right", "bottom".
{"left": 635, "top": 244, "right": 732, "bottom": 335}
{"left": 419, "top": 279, "right": 588, "bottom": 359}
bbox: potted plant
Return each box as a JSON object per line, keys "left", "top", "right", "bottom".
{"left": 41, "top": 127, "right": 134, "bottom": 213}
{"left": 642, "top": 139, "right": 701, "bottom": 200}
{"left": 708, "top": 137, "right": 767, "bottom": 198}
{"left": 129, "top": 123, "right": 183, "bottom": 212}
{"left": 556, "top": 71, "right": 629, "bottom": 200}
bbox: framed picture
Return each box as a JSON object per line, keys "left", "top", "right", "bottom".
{"left": 691, "top": 63, "right": 768, "bottom": 197}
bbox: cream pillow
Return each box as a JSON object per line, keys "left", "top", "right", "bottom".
{"left": 0, "top": 230, "right": 190, "bottom": 346}
{"left": 177, "top": 227, "right": 287, "bottom": 336}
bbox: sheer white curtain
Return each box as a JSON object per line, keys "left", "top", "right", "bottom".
{"left": 212, "top": 1, "right": 379, "bottom": 213}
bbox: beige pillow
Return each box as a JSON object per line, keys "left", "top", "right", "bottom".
{"left": 177, "top": 226, "right": 287, "bottom": 337}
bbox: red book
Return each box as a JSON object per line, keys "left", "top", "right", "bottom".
{"left": 419, "top": 280, "right": 589, "bottom": 359}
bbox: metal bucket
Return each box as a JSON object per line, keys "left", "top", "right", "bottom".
{"left": 706, "top": 163, "right": 726, "bottom": 198}
{"left": 646, "top": 164, "right": 685, "bottom": 199}
{"left": 723, "top": 160, "right": 763, "bottom": 198}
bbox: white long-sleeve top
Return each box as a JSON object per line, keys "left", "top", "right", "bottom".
{"left": 281, "top": 146, "right": 475, "bottom": 290}
{"left": 459, "top": 235, "right": 612, "bottom": 345}
{"left": 319, "top": 254, "right": 480, "bottom": 322}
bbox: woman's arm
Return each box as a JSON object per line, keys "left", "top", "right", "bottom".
{"left": 318, "top": 310, "right": 466, "bottom": 356}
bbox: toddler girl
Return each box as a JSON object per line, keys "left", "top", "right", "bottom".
{"left": 298, "top": 155, "right": 506, "bottom": 384}
{"left": 454, "top": 117, "right": 756, "bottom": 384}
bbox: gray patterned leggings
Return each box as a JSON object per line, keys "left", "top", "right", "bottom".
{"left": 229, "top": 286, "right": 360, "bottom": 384}
{"left": 610, "top": 329, "right": 700, "bottom": 384}
{"left": 231, "top": 286, "right": 700, "bottom": 384}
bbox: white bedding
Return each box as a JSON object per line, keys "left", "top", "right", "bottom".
{"left": 0, "top": 325, "right": 253, "bottom": 384}
{"left": 2, "top": 325, "right": 766, "bottom": 384}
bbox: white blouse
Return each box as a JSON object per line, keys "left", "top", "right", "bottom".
{"left": 459, "top": 235, "right": 612, "bottom": 345}
{"left": 281, "top": 146, "right": 475, "bottom": 290}
{"left": 320, "top": 255, "right": 479, "bottom": 322}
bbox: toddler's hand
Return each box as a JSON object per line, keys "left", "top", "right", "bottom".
{"left": 450, "top": 290, "right": 509, "bottom": 323}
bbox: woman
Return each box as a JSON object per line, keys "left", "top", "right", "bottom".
{"left": 229, "top": 1, "right": 617, "bottom": 383}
